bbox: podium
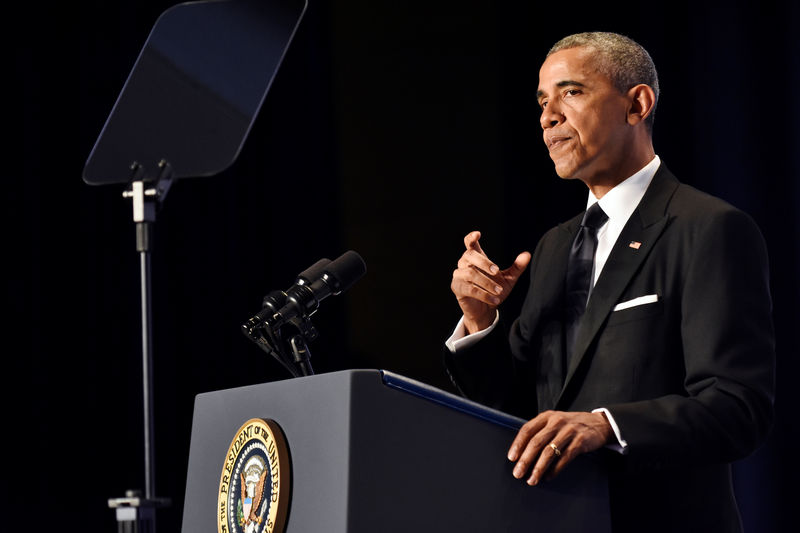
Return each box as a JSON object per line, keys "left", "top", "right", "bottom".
{"left": 181, "top": 369, "right": 611, "bottom": 532}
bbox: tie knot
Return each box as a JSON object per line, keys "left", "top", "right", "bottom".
{"left": 581, "top": 202, "right": 608, "bottom": 230}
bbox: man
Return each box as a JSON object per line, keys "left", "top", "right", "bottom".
{"left": 445, "top": 32, "right": 774, "bottom": 532}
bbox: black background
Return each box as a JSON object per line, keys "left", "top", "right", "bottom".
{"left": 7, "top": 1, "right": 799, "bottom": 532}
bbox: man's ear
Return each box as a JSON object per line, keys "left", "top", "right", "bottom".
{"left": 626, "top": 84, "right": 656, "bottom": 126}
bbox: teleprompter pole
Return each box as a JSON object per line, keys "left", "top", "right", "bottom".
{"left": 110, "top": 161, "right": 172, "bottom": 533}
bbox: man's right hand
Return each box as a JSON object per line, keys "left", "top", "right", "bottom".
{"left": 450, "top": 231, "right": 531, "bottom": 334}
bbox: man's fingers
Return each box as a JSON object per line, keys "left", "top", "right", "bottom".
{"left": 528, "top": 428, "right": 574, "bottom": 485}
{"left": 463, "top": 231, "right": 485, "bottom": 254}
{"left": 545, "top": 446, "right": 576, "bottom": 481}
{"left": 507, "top": 411, "right": 612, "bottom": 485}
{"left": 453, "top": 257, "right": 501, "bottom": 292}
{"left": 459, "top": 248, "right": 500, "bottom": 276}
{"left": 450, "top": 269, "right": 502, "bottom": 306}
{"left": 461, "top": 232, "right": 530, "bottom": 282}
{"left": 451, "top": 271, "right": 502, "bottom": 304}
{"left": 507, "top": 412, "right": 550, "bottom": 462}
{"left": 511, "top": 429, "right": 558, "bottom": 483}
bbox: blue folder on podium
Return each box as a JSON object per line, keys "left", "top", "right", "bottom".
{"left": 181, "top": 369, "right": 611, "bottom": 532}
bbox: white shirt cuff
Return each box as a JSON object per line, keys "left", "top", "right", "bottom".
{"left": 445, "top": 311, "right": 500, "bottom": 353}
{"left": 592, "top": 407, "right": 629, "bottom": 454}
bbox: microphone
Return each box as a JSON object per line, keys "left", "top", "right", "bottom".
{"left": 241, "top": 251, "right": 366, "bottom": 377}
{"left": 293, "top": 257, "right": 333, "bottom": 287}
{"left": 241, "top": 257, "right": 331, "bottom": 336}
{"left": 241, "top": 251, "right": 365, "bottom": 335}
{"left": 268, "top": 250, "right": 366, "bottom": 330}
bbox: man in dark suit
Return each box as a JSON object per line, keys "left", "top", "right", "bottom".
{"left": 445, "top": 32, "right": 774, "bottom": 532}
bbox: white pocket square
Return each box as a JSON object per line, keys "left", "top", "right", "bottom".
{"left": 613, "top": 294, "right": 658, "bottom": 311}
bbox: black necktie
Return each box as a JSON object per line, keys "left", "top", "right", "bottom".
{"left": 564, "top": 202, "right": 608, "bottom": 367}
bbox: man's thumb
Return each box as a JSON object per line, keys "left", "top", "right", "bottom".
{"left": 508, "top": 251, "right": 532, "bottom": 279}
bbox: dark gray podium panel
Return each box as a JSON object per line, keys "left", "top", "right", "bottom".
{"left": 181, "top": 369, "right": 610, "bottom": 532}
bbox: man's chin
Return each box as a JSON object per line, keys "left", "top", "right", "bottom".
{"left": 552, "top": 157, "right": 592, "bottom": 182}
{"left": 550, "top": 156, "right": 577, "bottom": 180}
{"left": 553, "top": 164, "right": 579, "bottom": 180}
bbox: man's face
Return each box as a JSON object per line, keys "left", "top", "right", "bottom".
{"left": 537, "top": 47, "right": 633, "bottom": 184}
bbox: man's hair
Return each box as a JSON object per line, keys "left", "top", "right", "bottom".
{"left": 548, "top": 32, "right": 659, "bottom": 130}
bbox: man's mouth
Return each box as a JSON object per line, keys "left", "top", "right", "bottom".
{"left": 547, "top": 135, "right": 572, "bottom": 150}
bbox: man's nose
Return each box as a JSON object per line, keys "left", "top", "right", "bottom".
{"left": 540, "top": 103, "right": 564, "bottom": 129}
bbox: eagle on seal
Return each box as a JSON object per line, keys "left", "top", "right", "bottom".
{"left": 240, "top": 469, "right": 268, "bottom": 527}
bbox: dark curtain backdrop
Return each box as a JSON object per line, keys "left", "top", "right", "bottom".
{"left": 8, "top": 1, "right": 798, "bottom": 532}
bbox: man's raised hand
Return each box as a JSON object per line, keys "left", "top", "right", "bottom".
{"left": 450, "top": 231, "right": 531, "bottom": 334}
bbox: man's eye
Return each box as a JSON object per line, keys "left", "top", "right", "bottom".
{"left": 540, "top": 101, "right": 548, "bottom": 109}
{"left": 565, "top": 89, "right": 581, "bottom": 97}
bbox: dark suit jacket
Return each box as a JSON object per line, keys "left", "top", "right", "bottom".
{"left": 445, "top": 165, "right": 775, "bottom": 532}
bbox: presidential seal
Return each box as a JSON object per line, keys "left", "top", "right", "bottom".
{"left": 218, "top": 418, "right": 291, "bottom": 533}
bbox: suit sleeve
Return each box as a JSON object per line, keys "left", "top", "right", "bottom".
{"left": 443, "top": 234, "right": 553, "bottom": 418}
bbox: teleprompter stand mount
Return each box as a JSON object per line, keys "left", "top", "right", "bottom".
{"left": 81, "top": 1, "right": 308, "bottom": 532}
{"left": 109, "top": 490, "right": 171, "bottom": 533}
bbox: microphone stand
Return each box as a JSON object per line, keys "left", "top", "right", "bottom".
{"left": 288, "top": 318, "right": 316, "bottom": 377}
{"left": 109, "top": 160, "right": 172, "bottom": 533}
{"left": 242, "top": 313, "right": 317, "bottom": 377}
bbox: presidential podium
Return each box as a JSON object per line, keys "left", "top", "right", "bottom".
{"left": 181, "top": 369, "right": 611, "bottom": 532}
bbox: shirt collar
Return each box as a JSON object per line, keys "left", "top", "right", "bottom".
{"left": 586, "top": 155, "right": 661, "bottom": 225}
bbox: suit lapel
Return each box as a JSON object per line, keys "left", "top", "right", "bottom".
{"left": 556, "top": 166, "right": 680, "bottom": 405}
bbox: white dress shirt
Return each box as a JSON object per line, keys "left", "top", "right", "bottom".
{"left": 445, "top": 155, "right": 662, "bottom": 453}
{"left": 589, "top": 154, "right": 661, "bottom": 285}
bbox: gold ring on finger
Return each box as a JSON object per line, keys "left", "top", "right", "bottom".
{"left": 549, "top": 442, "right": 561, "bottom": 457}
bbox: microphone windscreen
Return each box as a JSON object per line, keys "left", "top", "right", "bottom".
{"left": 325, "top": 250, "right": 366, "bottom": 293}
{"left": 296, "top": 258, "right": 331, "bottom": 285}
